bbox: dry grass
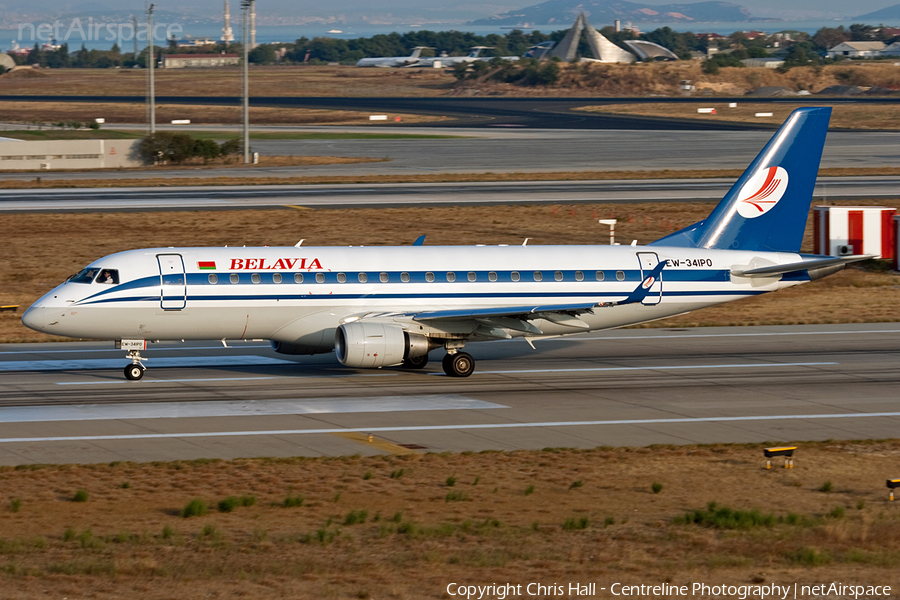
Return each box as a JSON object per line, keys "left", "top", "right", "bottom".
{"left": 458, "top": 61, "right": 900, "bottom": 97}
{"left": 0, "top": 65, "right": 457, "bottom": 97}
{"left": 3, "top": 168, "right": 900, "bottom": 189}
{"left": 2, "top": 200, "right": 897, "bottom": 343}
{"left": 578, "top": 102, "right": 900, "bottom": 129}
{"left": 0, "top": 100, "right": 444, "bottom": 126}
{"left": 0, "top": 441, "right": 899, "bottom": 598}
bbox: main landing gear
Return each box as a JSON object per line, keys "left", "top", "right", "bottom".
{"left": 442, "top": 351, "right": 474, "bottom": 378}
{"left": 123, "top": 349, "right": 146, "bottom": 381}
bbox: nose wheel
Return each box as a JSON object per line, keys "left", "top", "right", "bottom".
{"left": 124, "top": 363, "right": 145, "bottom": 380}
{"left": 442, "top": 352, "right": 474, "bottom": 377}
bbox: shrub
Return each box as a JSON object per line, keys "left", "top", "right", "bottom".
{"left": 524, "top": 485, "right": 535, "bottom": 496}
{"left": 820, "top": 481, "right": 833, "bottom": 493}
{"left": 651, "top": 482, "right": 663, "bottom": 494}
{"left": 73, "top": 489, "right": 89, "bottom": 502}
{"left": 161, "top": 525, "right": 174, "bottom": 539}
{"left": 219, "top": 138, "right": 242, "bottom": 156}
{"left": 63, "top": 526, "right": 77, "bottom": 542}
{"left": 446, "top": 476, "right": 456, "bottom": 487}
{"left": 344, "top": 510, "right": 368, "bottom": 525}
{"left": 8, "top": 498, "right": 21, "bottom": 513}
{"left": 192, "top": 138, "right": 220, "bottom": 162}
{"left": 788, "top": 547, "right": 831, "bottom": 566}
{"left": 391, "top": 511, "right": 403, "bottom": 523}
{"left": 827, "top": 506, "right": 845, "bottom": 519}
{"left": 218, "top": 496, "right": 240, "bottom": 513}
{"left": 676, "top": 502, "right": 777, "bottom": 529}
{"left": 569, "top": 480, "right": 584, "bottom": 490}
{"left": 604, "top": 516, "right": 615, "bottom": 527}
{"left": 201, "top": 524, "right": 220, "bottom": 540}
{"left": 562, "top": 517, "right": 589, "bottom": 530}
{"left": 180, "top": 498, "right": 208, "bottom": 518}
{"left": 120, "top": 482, "right": 130, "bottom": 489}
{"left": 445, "top": 491, "right": 468, "bottom": 502}
{"left": 390, "top": 469, "right": 405, "bottom": 479}
{"left": 240, "top": 495, "right": 256, "bottom": 507}
{"left": 363, "top": 471, "right": 373, "bottom": 480}
{"left": 282, "top": 495, "right": 304, "bottom": 508}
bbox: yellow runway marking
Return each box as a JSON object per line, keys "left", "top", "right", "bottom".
{"left": 332, "top": 432, "right": 420, "bottom": 455}
{"left": 283, "top": 205, "right": 312, "bottom": 210}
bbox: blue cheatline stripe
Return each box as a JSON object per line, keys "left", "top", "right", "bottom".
{"left": 78, "top": 289, "right": 765, "bottom": 307}
{"left": 0, "top": 411, "right": 897, "bottom": 443}
{"left": 75, "top": 267, "right": 736, "bottom": 303}
{"left": 449, "top": 361, "right": 837, "bottom": 375}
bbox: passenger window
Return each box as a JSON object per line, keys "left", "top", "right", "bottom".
{"left": 251, "top": 273, "right": 261, "bottom": 284}
{"left": 294, "top": 273, "right": 303, "bottom": 283}
{"left": 68, "top": 267, "right": 99, "bottom": 284}
{"left": 273, "top": 273, "right": 282, "bottom": 284}
{"left": 401, "top": 272, "right": 410, "bottom": 283}
{"left": 554, "top": 271, "right": 563, "bottom": 282}
{"left": 95, "top": 269, "right": 119, "bottom": 284}
{"left": 446, "top": 272, "right": 456, "bottom": 282}
{"left": 230, "top": 273, "right": 239, "bottom": 284}
{"left": 467, "top": 272, "right": 476, "bottom": 282}
{"left": 595, "top": 271, "right": 605, "bottom": 281}
{"left": 337, "top": 273, "right": 346, "bottom": 283}
{"left": 488, "top": 272, "right": 498, "bottom": 282}
{"left": 316, "top": 273, "right": 325, "bottom": 283}
{"left": 533, "top": 271, "right": 543, "bottom": 282}
{"left": 616, "top": 271, "right": 625, "bottom": 281}
{"left": 208, "top": 274, "right": 218, "bottom": 284}
{"left": 511, "top": 271, "right": 520, "bottom": 282}
{"left": 425, "top": 272, "right": 434, "bottom": 282}
{"left": 358, "top": 273, "right": 368, "bottom": 283}
{"left": 379, "top": 272, "right": 389, "bottom": 283}
{"left": 575, "top": 271, "right": 584, "bottom": 281}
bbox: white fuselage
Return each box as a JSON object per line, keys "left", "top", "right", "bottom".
{"left": 24, "top": 244, "right": 805, "bottom": 348}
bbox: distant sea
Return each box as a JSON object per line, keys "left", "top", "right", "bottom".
{"left": 1, "top": 19, "right": 882, "bottom": 53}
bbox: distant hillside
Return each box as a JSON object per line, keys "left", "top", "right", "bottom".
{"left": 854, "top": 3, "right": 900, "bottom": 21}
{"left": 470, "top": 0, "right": 753, "bottom": 27}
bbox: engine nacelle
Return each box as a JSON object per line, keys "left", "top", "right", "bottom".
{"left": 335, "top": 322, "right": 429, "bottom": 368}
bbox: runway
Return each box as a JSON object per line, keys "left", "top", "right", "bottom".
{"left": 1, "top": 176, "right": 898, "bottom": 212}
{"left": 0, "top": 323, "right": 897, "bottom": 465}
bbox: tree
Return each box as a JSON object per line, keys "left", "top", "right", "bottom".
{"left": 192, "top": 138, "right": 220, "bottom": 162}
{"left": 813, "top": 27, "right": 848, "bottom": 51}
{"left": 249, "top": 44, "right": 277, "bottom": 65}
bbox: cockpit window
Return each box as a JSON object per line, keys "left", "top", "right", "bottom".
{"left": 95, "top": 269, "right": 119, "bottom": 284}
{"left": 68, "top": 268, "right": 99, "bottom": 284}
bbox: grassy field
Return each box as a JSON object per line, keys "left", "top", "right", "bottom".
{"left": 0, "top": 441, "right": 898, "bottom": 598}
{"left": 0, "top": 129, "right": 461, "bottom": 142}
{"left": 2, "top": 200, "right": 897, "bottom": 343}
{"left": 0, "top": 100, "right": 446, "bottom": 127}
{"left": 578, "top": 102, "right": 900, "bottom": 129}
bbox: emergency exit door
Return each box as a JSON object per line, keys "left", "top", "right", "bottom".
{"left": 157, "top": 254, "right": 186, "bottom": 310}
{"left": 636, "top": 252, "right": 663, "bottom": 306}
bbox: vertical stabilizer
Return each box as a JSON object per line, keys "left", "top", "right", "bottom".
{"left": 650, "top": 107, "right": 831, "bottom": 253}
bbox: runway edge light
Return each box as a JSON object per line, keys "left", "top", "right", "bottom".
{"left": 764, "top": 446, "right": 796, "bottom": 469}
{"left": 887, "top": 478, "right": 900, "bottom": 501}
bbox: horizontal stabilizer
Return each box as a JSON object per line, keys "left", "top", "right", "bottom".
{"left": 731, "top": 255, "right": 873, "bottom": 277}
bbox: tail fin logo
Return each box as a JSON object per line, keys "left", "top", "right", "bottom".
{"left": 736, "top": 166, "right": 789, "bottom": 219}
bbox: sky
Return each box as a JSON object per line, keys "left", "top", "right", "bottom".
{"left": 4, "top": 0, "right": 897, "bottom": 22}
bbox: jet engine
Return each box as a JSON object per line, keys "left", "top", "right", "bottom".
{"left": 335, "top": 322, "right": 430, "bottom": 368}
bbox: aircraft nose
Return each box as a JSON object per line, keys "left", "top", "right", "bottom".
{"left": 21, "top": 304, "right": 46, "bottom": 332}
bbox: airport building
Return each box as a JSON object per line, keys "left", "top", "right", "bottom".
{"left": 162, "top": 54, "right": 240, "bottom": 68}
{"left": 547, "top": 13, "right": 676, "bottom": 63}
{"left": 0, "top": 139, "right": 142, "bottom": 170}
{"left": 826, "top": 41, "right": 886, "bottom": 58}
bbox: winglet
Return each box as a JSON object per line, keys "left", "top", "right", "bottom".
{"left": 619, "top": 261, "right": 666, "bottom": 305}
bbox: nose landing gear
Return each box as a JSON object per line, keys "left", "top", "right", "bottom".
{"left": 124, "top": 361, "right": 145, "bottom": 380}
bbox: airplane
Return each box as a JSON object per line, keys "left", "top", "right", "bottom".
{"left": 355, "top": 46, "right": 431, "bottom": 68}
{"left": 523, "top": 41, "right": 555, "bottom": 60}
{"left": 416, "top": 47, "right": 520, "bottom": 68}
{"left": 22, "top": 108, "right": 872, "bottom": 381}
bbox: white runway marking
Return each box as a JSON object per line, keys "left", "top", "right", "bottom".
{"left": 526, "top": 329, "right": 900, "bottom": 343}
{"left": 0, "top": 394, "right": 505, "bottom": 423}
{"left": 0, "top": 411, "right": 897, "bottom": 443}
{"left": 0, "top": 355, "right": 295, "bottom": 372}
{"left": 56, "top": 373, "right": 398, "bottom": 385}
{"left": 453, "top": 362, "right": 838, "bottom": 376}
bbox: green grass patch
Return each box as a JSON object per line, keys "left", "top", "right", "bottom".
{"left": 180, "top": 498, "right": 208, "bottom": 518}
{"left": 282, "top": 495, "right": 304, "bottom": 508}
{"left": 73, "top": 489, "right": 89, "bottom": 502}
{"left": 524, "top": 485, "right": 535, "bottom": 496}
{"left": 344, "top": 510, "right": 368, "bottom": 525}
{"left": 788, "top": 547, "right": 832, "bottom": 566}
{"left": 562, "top": 517, "right": 589, "bottom": 530}
{"left": 675, "top": 502, "right": 778, "bottom": 529}
{"left": 8, "top": 498, "right": 20, "bottom": 513}
{"left": 445, "top": 490, "right": 468, "bottom": 502}
{"left": 651, "top": 482, "right": 663, "bottom": 494}
{"left": 1, "top": 130, "right": 143, "bottom": 141}
{"left": 819, "top": 481, "right": 834, "bottom": 493}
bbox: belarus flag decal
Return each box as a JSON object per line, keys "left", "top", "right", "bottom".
{"left": 198, "top": 261, "right": 217, "bottom": 270}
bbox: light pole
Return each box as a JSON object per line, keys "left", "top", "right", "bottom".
{"left": 148, "top": 3, "right": 156, "bottom": 135}
{"left": 241, "top": 0, "right": 254, "bottom": 163}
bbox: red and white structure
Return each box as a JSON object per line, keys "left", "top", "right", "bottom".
{"left": 813, "top": 206, "right": 896, "bottom": 259}
{"left": 894, "top": 216, "right": 900, "bottom": 270}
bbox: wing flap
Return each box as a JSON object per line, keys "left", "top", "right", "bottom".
{"left": 412, "top": 302, "right": 597, "bottom": 322}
